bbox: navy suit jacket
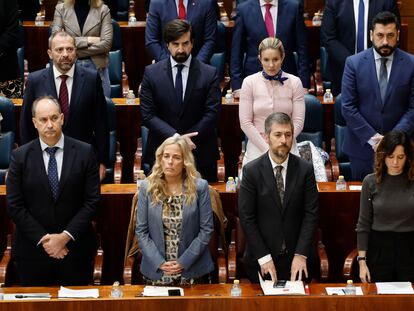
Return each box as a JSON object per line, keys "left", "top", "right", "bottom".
{"left": 20, "top": 65, "right": 109, "bottom": 165}
{"left": 6, "top": 136, "right": 100, "bottom": 260}
{"left": 140, "top": 57, "right": 221, "bottom": 168}
{"left": 321, "top": 0, "right": 399, "bottom": 95}
{"left": 342, "top": 48, "right": 414, "bottom": 160}
{"left": 230, "top": 0, "right": 310, "bottom": 90}
{"left": 145, "top": 0, "right": 217, "bottom": 63}
{"left": 136, "top": 178, "right": 214, "bottom": 280}
{"left": 238, "top": 153, "right": 318, "bottom": 280}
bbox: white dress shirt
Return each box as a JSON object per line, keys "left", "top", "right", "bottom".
{"left": 260, "top": 0, "right": 278, "bottom": 37}
{"left": 373, "top": 48, "right": 393, "bottom": 81}
{"left": 170, "top": 54, "right": 192, "bottom": 101}
{"left": 353, "top": 0, "right": 369, "bottom": 52}
{"left": 52, "top": 64, "right": 75, "bottom": 105}
{"left": 175, "top": 0, "right": 188, "bottom": 14}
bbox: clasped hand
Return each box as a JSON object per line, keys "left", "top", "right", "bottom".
{"left": 160, "top": 261, "right": 183, "bottom": 275}
{"left": 40, "top": 233, "right": 70, "bottom": 259}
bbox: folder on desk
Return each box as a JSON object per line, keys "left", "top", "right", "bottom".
{"left": 376, "top": 282, "right": 414, "bottom": 294}
{"left": 258, "top": 273, "right": 305, "bottom": 295}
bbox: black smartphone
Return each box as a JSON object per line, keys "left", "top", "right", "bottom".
{"left": 273, "top": 280, "right": 287, "bottom": 288}
{"left": 168, "top": 289, "right": 182, "bottom": 296}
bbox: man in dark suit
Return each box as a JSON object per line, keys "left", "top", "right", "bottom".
{"left": 239, "top": 112, "right": 318, "bottom": 282}
{"left": 20, "top": 31, "right": 108, "bottom": 181}
{"left": 321, "top": 0, "right": 399, "bottom": 95}
{"left": 342, "top": 11, "right": 414, "bottom": 181}
{"left": 6, "top": 96, "right": 100, "bottom": 286}
{"left": 145, "top": 0, "right": 217, "bottom": 63}
{"left": 140, "top": 19, "right": 221, "bottom": 182}
{"left": 230, "top": 0, "right": 310, "bottom": 97}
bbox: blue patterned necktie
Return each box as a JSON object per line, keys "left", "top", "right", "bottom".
{"left": 262, "top": 70, "right": 289, "bottom": 85}
{"left": 175, "top": 64, "right": 184, "bottom": 105}
{"left": 46, "top": 147, "right": 59, "bottom": 201}
{"left": 356, "top": 0, "right": 365, "bottom": 53}
{"left": 379, "top": 58, "right": 388, "bottom": 102}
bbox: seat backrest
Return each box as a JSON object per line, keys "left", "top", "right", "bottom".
{"left": 104, "top": 98, "right": 117, "bottom": 183}
{"left": 0, "top": 132, "right": 14, "bottom": 184}
{"left": 334, "top": 94, "right": 352, "bottom": 181}
{"left": 116, "top": 0, "right": 130, "bottom": 21}
{"left": 109, "top": 50, "right": 123, "bottom": 98}
{"left": 0, "top": 97, "right": 16, "bottom": 133}
{"left": 215, "top": 21, "right": 226, "bottom": 53}
{"left": 210, "top": 52, "right": 225, "bottom": 82}
{"left": 297, "top": 94, "right": 323, "bottom": 148}
{"left": 111, "top": 19, "right": 123, "bottom": 51}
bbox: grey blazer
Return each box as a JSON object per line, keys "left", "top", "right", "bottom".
{"left": 136, "top": 178, "right": 214, "bottom": 280}
{"left": 52, "top": 2, "right": 113, "bottom": 69}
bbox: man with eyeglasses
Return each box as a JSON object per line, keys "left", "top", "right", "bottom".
{"left": 20, "top": 31, "right": 108, "bottom": 181}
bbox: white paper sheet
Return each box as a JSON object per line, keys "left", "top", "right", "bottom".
{"left": 258, "top": 272, "right": 305, "bottom": 295}
{"left": 142, "top": 286, "right": 184, "bottom": 296}
{"left": 58, "top": 286, "right": 99, "bottom": 298}
{"left": 3, "top": 293, "right": 51, "bottom": 300}
{"left": 325, "top": 287, "right": 364, "bottom": 295}
{"left": 349, "top": 185, "right": 362, "bottom": 191}
{"left": 376, "top": 282, "right": 414, "bottom": 294}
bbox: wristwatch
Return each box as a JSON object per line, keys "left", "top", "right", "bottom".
{"left": 357, "top": 256, "right": 367, "bottom": 262}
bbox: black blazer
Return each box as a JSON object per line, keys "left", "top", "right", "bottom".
{"left": 0, "top": 0, "right": 20, "bottom": 82}
{"left": 20, "top": 65, "right": 109, "bottom": 165}
{"left": 238, "top": 153, "right": 318, "bottom": 270}
{"left": 321, "top": 0, "right": 399, "bottom": 95}
{"left": 140, "top": 57, "right": 221, "bottom": 168}
{"left": 6, "top": 136, "right": 100, "bottom": 259}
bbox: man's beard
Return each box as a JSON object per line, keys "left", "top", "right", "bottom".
{"left": 374, "top": 44, "right": 396, "bottom": 57}
{"left": 172, "top": 52, "right": 190, "bottom": 63}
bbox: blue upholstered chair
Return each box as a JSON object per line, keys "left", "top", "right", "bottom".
{"left": 329, "top": 94, "right": 352, "bottom": 181}
{"left": 103, "top": 97, "right": 123, "bottom": 183}
{"left": 320, "top": 47, "right": 332, "bottom": 91}
{"left": 0, "top": 97, "right": 16, "bottom": 184}
{"left": 116, "top": 0, "right": 129, "bottom": 21}
{"left": 297, "top": 94, "right": 324, "bottom": 148}
{"left": 109, "top": 19, "right": 128, "bottom": 98}
{"left": 210, "top": 21, "right": 228, "bottom": 93}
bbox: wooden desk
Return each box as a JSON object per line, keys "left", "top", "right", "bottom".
{"left": 1, "top": 283, "right": 414, "bottom": 310}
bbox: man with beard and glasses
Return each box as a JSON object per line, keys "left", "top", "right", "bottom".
{"left": 238, "top": 112, "right": 318, "bottom": 283}
{"left": 140, "top": 19, "right": 221, "bottom": 182}
{"left": 341, "top": 11, "right": 414, "bottom": 181}
{"left": 20, "top": 31, "right": 108, "bottom": 181}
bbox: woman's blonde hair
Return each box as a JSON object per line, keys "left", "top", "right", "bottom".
{"left": 258, "top": 37, "right": 285, "bottom": 58}
{"left": 65, "top": 0, "right": 103, "bottom": 8}
{"left": 147, "top": 136, "right": 200, "bottom": 205}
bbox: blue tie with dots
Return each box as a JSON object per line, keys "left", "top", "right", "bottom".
{"left": 46, "top": 147, "right": 59, "bottom": 201}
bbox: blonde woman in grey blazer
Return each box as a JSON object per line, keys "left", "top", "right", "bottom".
{"left": 52, "top": 0, "right": 113, "bottom": 97}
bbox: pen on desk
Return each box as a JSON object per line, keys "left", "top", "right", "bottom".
{"left": 15, "top": 294, "right": 51, "bottom": 299}
{"left": 305, "top": 285, "right": 310, "bottom": 295}
{"left": 342, "top": 289, "right": 347, "bottom": 295}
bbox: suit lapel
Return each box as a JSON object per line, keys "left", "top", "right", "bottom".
{"left": 69, "top": 65, "right": 84, "bottom": 124}
{"left": 384, "top": 48, "right": 401, "bottom": 104}
{"left": 165, "top": 59, "right": 180, "bottom": 111}
{"left": 365, "top": 49, "right": 383, "bottom": 108}
{"left": 32, "top": 140, "right": 55, "bottom": 200}
{"left": 186, "top": 0, "right": 195, "bottom": 20}
{"left": 181, "top": 58, "right": 198, "bottom": 116}
{"left": 259, "top": 153, "right": 283, "bottom": 211}
{"left": 346, "top": 0, "right": 357, "bottom": 47}
{"left": 45, "top": 67, "right": 58, "bottom": 99}
{"left": 283, "top": 155, "right": 299, "bottom": 212}
{"left": 82, "top": 7, "right": 98, "bottom": 35}
{"left": 254, "top": 0, "right": 268, "bottom": 39}
{"left": 168, "top": 0, "right": 179, "bottom": 19}
{"left": 64, "top": 7, "right": 82, "bottom": 36}
{"left": 57, "top": 136, "right": 75, "bottom": 200}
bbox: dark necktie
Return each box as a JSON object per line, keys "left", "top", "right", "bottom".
{"left": 178, "top": 0, "right": 186, "bottom": 19}
{"left": 265, "top": 3, "right": 275, "bottom": 38}
{"left": 275, "top": 165, "right": 284, "bottom": 205}
{"left": 46, "top": 147, "right": 59, "bottom": 201}
{"left": 356, "top": 0, "right": 365, "bottom": 53}
{"left": 379, "top": 58, "right": 388, "bottom": 102}
{"left": 262, "top": 70, "right": 289, "bottom": 85}
{"left": 59, "top": 75, "right": 69, "bottom": 120}
{"left": 175, "top": 64, "right": 184, "bottom": 105}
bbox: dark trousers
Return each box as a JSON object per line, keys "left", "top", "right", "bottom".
{"left": 349, "top": 156, "right": 374, "bottom": 181}
{"left": 16, "top": 253, "right": 93, "bottom": 286}
{"left": 198, "top": 162, "right": 218, "bottom": 183}
{"left": 247, "top": 253, "right": 294, "bottom": 283}
{"left": 367, "top": 230, "right": 414, "bottom": 282}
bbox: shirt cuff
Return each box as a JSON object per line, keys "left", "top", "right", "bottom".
{"left": 368, "top": 137, "right": 376, "bottom": 146}
{"left": 294, "top": 253, "right": 307, "bottom": 260}
{"left": 258, "top": 254, "right": 273, "bottom": 266}
{"left": 63, "top": 230, "right": 75, "bottom": 241}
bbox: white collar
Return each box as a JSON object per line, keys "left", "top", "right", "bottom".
{"left": 39, "top": 133, "right": 65, "bottom": 151}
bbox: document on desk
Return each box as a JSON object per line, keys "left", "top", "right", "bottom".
{"left": 142, "top": 286, "right": 184, "bottom": 296}
{"left": 3, "top": 293, "right": 51, "bottom": 300}
{"left": 349, "top": 185, "right": 362, "bottom": 191}
{"left": 258, "top": 273, "right": 305, "bottom": 295}
{"left": 376, "top": 282, "right": 414, "bottom": 294}
{"left": 58, "top": 286, "right": 99, "bottom": 298}
{"left": 325, "top": 287, "right": 364, "bottom": 295}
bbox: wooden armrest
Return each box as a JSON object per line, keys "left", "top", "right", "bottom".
{"left": 122, "top": 61, "right": 130, "bottom": 97}
{"left": 123, "top": 256, "right": 136, "bottom": 285}
{"left": 217, "top": 237, "right": 227, "bottom": 284}
{"left": 0, "top": 234, "right": 12, "bottom": 286}
{"left": 324, "top": 159, "right": 333, "bottom": 182}
{"left": 317, "top": 240, "right": 329, "bottom": 281}
{"left": 92, "top": 230, "right": 104, "bottom": 286}
{"left": 114, "top": 141, "right": 123, "bottom": 184}
{"left": 329, "top": 138, "right": 340, "bottom": 181}
{"left": 343, "top": 248, "right": 359, "bottom": 280}
{"left": 217, "top": 140, "right": 225, "bottom": 182}
{"left": 133, "top": 138, "right": 143, "bottom": 183}
{"left": 227, "top": 229, "right": 237, "bottom": 282}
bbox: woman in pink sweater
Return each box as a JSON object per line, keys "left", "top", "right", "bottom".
{"left": 239, "top": 37, "right": 305, "bottom": 167}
